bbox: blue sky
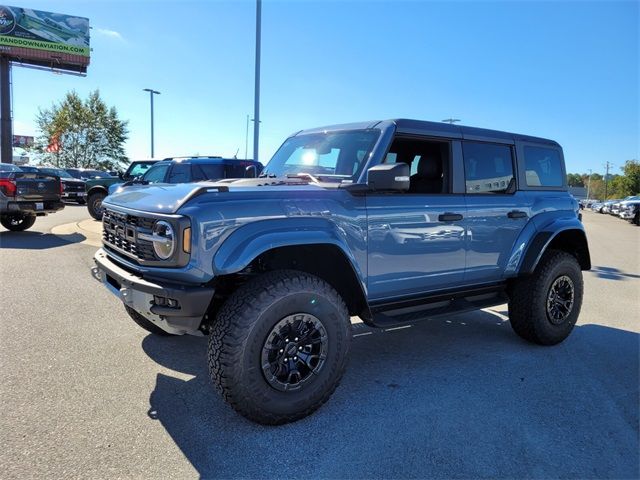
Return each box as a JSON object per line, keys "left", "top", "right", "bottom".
{"left": 10, "top": 0, "right": 639, "bottom": 175}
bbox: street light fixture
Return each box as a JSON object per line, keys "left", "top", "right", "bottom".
{"left": 143, "top": 88, "right": 161, "bottom": 158}
{"left": 442, "top": 118, "right": 461, "bottom": 124}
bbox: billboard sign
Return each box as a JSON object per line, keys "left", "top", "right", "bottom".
{"left": 12, "top": 135, "right": 34, "bottom": 148}
{"left": 0, "top": 5, "right": 89, "bottom": 72}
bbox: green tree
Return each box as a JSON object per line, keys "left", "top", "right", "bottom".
{"left": 34, "top": 90, "right": 129, "bottom": 170}
{"left": 566, "top": 173, "right": 584, "bottom": 187}
{"left": 620, "top": 159, "right": 640, "bottom": 195}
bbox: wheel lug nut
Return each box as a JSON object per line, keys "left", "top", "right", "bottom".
{"left": 298, "top": 346, "right": 302, "bottom": 350}
{"left": 294, "top": 356, "right": 298, "bottom": 360}
{"left": 294, "top": 337, "right": 298, "bottom": 341}
{"left": 279, "top": 349, "right": 284, "bottom": 353}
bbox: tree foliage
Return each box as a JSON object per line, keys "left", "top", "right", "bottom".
{"left": 567, "top": 160, "right": 639, "bottom": 200}
{"left": 34, "top": 90, "right": 129, "bottom": 170}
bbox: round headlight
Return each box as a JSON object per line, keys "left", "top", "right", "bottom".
{"left": 152, "top": 220, "right": 175, "bottom": 260}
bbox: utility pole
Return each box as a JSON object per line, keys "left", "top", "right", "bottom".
{"left": 245, "top": 115, "right": 250, "bottom": 160}
{"left": 586, "top": 169, "right": 592, "bottom": 200}
{"left": 604, "top": 161, "right": 610, "bottom": 200}
{"left": 143, "top": 88, "right": 160, "bottom": 158}
{"left": 253, "top": 0, "right": 261, "bottom": 163}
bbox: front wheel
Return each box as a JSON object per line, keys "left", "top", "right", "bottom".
{"left": 208, "top": 270, "right": 351, "bottom": 425}
{"left": 87, "top": 191, "right": 106, "bottom": 220}
{"left": 0, "top": 214, "right": 36, "bottom": 231}
{"left": 508, "top": 250, "right": 583, "bottom": 345}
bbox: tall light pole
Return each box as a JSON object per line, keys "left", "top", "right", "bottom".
{"left": 143, "top": 88, "right": 160, "bottom": 158}
{"left": 586, "top": 169, "right": 592, "bottom": 200}
{"left": 253, "top": 0, "right": 261, "bottom": 162}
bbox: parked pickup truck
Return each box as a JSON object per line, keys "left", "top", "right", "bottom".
{"left": 91, "top": 119, "right": 591, "bottom": 425}
{"left": 85, "top": 160, "right": 158, "bottom": 220}
{"left": 0, "top": 163, "right": 64, "bottom": 231}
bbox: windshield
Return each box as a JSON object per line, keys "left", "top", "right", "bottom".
{"left": 263, "top": 129, "right": 380, "bottom": 181}
{"left": 40, "top": 168, "right": 74, "bottom": 179}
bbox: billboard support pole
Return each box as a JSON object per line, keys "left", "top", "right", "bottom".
{"left": 253, "top": 0, "right": 261, "bottom": 163}
{"left": 0, "top": 56, "right": 12, "bottom": 164}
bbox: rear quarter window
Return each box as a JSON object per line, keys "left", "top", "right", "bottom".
{"left": 524, "top": 146, "right": 564, "bottom": 187}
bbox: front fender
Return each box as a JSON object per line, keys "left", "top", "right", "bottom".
{"left": 505, "top": 213, "right": 588, "bottom": 277}
{"left": 212, "top": 217, "right": 366, "bottom": 281}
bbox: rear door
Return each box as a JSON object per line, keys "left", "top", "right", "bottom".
{"left": 462, "top": 141, "right": 529, "bottom": 283}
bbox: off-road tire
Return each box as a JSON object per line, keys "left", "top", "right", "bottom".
{"left": 124, "top": 305, "right": 172, "bottom": 336}
{"left": 208, "top": 269, "right": 351, "bottom": 425}
{"left": 0, "top": 214, "right": 36, "bottom": 231}
{"left": 87, "top": 191, "right": 106, "bottom": 220}
{"left": 509, "top": 249, "right": 583, "bottom": 345}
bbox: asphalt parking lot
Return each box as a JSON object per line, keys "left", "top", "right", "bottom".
{"left": 1, "top": 206, "right": 638, "bottom": 479}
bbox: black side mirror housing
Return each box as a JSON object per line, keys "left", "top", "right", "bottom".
{"left": 367, "top": 163, "right": 410, "bottom": 191}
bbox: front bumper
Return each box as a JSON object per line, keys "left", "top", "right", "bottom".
{"left": 91, "top": 248, "right": 214, "bottom": 335}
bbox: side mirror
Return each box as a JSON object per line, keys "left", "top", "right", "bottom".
{"left": 367, "top": 163, "right": 410, "bottom": 191}
{"left": 245, "top": 165, "right": 257, "bottom": 178}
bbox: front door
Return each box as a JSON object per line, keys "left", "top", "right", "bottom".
{"left": 366, "top": 136, "right": 467, "bottom": 301}
{"left": 367, "top": 194, "right": 467, "bottom": 300}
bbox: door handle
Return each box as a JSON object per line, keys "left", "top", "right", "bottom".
{"left": 507, "top": 210, "right": 528, "bottom": 219}
{"left": 438, "top": 213, "right": 463, "bottom": 222}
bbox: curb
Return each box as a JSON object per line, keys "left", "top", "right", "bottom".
{"left": 51, "top": 219, "right": 102, "bottom": 247}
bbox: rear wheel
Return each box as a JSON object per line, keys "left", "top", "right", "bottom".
{"left": 509, "top": 250, "right": 583, "bottom": 345}
{"left": 124, "top": 305, "right": 173, "bottom": 336}
{"left": 0, "top": 214, "right": 36, "bottom": 231}
{"left": 87, "top": 191, "right": 106, "bottom": 220}
{"left": 208, "top": 270, "right": 351, "bottom": 424}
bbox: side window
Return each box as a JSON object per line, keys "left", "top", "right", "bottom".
{"left": 199, "top": 164, "right": 225, "bottom": 180}
{"left": 224, "top": 164, "right": 247, "bottom": 178}
{"left": 383, "top": 138, "right": 450, "bottom": 194}
{"left": 463, "top": 142, "right": 514, "bottom": 193}
{"left": 524, "top": 146, "right": 564, "bottom": 187}
{"left": 166, "top": 163, "right": 191, "bottom": 183}
{"left": 128, "top": 163, "right": 152, "bottom": 178}
{"left": 142, "top": 163, "right": 169, "bottom": 183}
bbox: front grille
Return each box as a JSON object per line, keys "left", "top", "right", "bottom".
{"left": 63, "top": 182, "right": 84, "bottom": 193}
{"left": 102, "top": 209, "right": 156, "bottom": 262}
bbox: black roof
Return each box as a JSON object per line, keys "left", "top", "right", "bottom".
{"left": 298, "top": 119, "right": 560, "bottom": 147}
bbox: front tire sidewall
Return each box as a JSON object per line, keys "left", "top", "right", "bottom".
{"left": 87, "top": 192, "right": 106, "bottom": 220}
{"left": 239, "top": 291, "right": 349, "bottom": 417}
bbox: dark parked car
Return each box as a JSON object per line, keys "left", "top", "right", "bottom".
{"left": 16, "top": 165, "right": 40, "bottom": 173}
{"left": 0, "top": 163, "right": 64, "bottom": 231}
{"left": 38, "top": 167, "right": 87, "bottom": 204}
{"left": 85, "top": 160, "right": 159, "bottom": 220}
{"left": 92, "top": 118, "right": 590, "bottom": 425}
{"left": 108, "top": 157, "right": 264, "bottom": 195}
{"left": 66, "top": 168, "right": 112, "bottom": 180}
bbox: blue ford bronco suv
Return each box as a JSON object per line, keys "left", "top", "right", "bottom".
{"left": 91, "top": 119, "right": 590, "bottom": 424}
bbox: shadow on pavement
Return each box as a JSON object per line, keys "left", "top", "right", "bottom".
{"left": 589, "top": 265, "right": 640, "bottom": 281}
{"left": 0, "top": 231, "right": 86, "bottom": 249}
{"left": 142, "top": 310, "right": 639, "bottom": 479}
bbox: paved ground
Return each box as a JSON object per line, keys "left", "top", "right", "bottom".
{"left": 1, "top": 206, "right": 638, "bottom": 479}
